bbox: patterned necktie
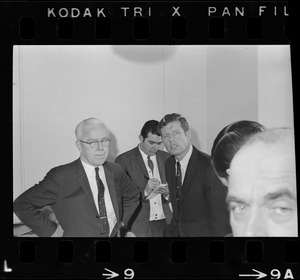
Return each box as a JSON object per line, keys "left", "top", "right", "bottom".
{"left": 147, "top": 156, "right": 154, "bottom": 175}
{"left": 176, "top": 161, "right": 182, "bottom": 207}
{"left": 95, "top": 167, "right": 110, "bottom": 237}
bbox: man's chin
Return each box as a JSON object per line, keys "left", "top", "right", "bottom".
{"left": 169, "top": 150, "right": 178, "bottom": 156}
{"left": 93, "top": 157, "right": 107, "bottom": 166}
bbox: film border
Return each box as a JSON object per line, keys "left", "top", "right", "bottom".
{"left": 1, "top": 0, "right": 298, "bottom": 279}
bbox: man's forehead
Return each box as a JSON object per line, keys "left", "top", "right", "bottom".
{"left": 83, "top": 123, "right": 109, "bottom": 135}
{"left": 232, "top": 140, "right": 293, "bottom": 170}
{"left": 230, "top": 141, "right": 295, "bottom": 189}
{"left": 162, "top": 121, "right": 181, "bottom": 131}
{"left": 146, "top": 132, "right": 161, "bottom": 141}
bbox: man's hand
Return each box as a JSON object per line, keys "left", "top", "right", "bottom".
{"left": 155, "top": 183, "right": 169, "bottom": 198}
{"left": 145, "top": 178, "right": 160, "bottom": 196}
{"left": 51, "top": 224, "right": 64, "bottom": 237}
{"left": 125, "top": 231, "right": 136, "bottom": 237}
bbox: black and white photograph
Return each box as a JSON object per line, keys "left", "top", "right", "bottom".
{"left": 12, "top": 45, "right": 297, "bottom": 238}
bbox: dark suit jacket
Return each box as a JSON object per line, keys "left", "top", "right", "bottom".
{"left": 165, "top": 146, "right": 231, "bottom": 237}
{"left": 115, "top": 146, "right": 172, "bottom": 237}
{"left": 13, "top": 158, "right": 140, "bottom": 237}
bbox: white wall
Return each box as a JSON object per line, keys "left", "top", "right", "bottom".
{"left": 206, "top": 45, "right": 259, "bottom": 154}
{"left": 13, "top": 45, "right": 294, "bottom": 209}
{"left": 257, "top": 45, "right": 294, "bottom": 128}
{"left": 164, "top": 46, "right": 207, "bottom": 151}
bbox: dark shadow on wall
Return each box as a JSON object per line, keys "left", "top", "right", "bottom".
{"left": 190, "top": 127, "right": 202, "bottom": 153}
{"left": 112, "top": 45, "right": 179, "bottom": 64}
{"left": 107, "top": 131, "right": 118, "bottom": 162}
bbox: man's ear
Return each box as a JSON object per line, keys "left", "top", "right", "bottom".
{"left": 138, "top": 135, "right": 144, "bottom": 143}
{"left": 186, "top": 129, "right": 192, "bottom": 140}
{"left": 75, "top": 141, "right": 82, "bottom": 154}
{"left": 219, "top": 177, "right": 229, "bottom": 187}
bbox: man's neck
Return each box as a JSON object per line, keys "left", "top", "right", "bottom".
{"left": 175, "top": 143, "right": 192, "bottom": 161}
{"left": 80, "top": 156, "right": 103, "bottom": 168}
{"left": 138, "top": 143, "right": 150, "bottom": 157}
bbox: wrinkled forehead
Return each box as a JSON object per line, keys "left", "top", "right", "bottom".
{"left": 81, "top": 123, "right": 109, "bottom": 138}
{"left": 230, "top": 140, "right": 296, "bottom": 185}
{"left": 228, "top": 142, "right": 296, "bottom": 206}
{"left": 161, "top": 120, "right": 183, "bottom": 132}
{"left": 146, "top": 132, "right": 162, "bottom": 141}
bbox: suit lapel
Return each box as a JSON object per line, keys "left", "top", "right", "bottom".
{"left": 157, "top": 151, "right": 172, "bottom": 223}
{"left": 133, "top": 146, "right": 149, "bottom": 178}
{"left": 179, "top": 147, "right": 197, "bottom": 208}
{"left": 103, "top": 163, "right": 120, "bottom": 235}
{"left": 168, "top": 156, "right": 179, "bottom": 218}
{"left": 157, "top": 151, "right": 167, "bottom": 183}
{"left": 76, "top": 159, "right": 98, "bottom": 214}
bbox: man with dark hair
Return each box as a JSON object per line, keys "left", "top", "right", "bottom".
{"left": 211, "top": 120, "right": 266, "bottom": 185}
{"left": 158, "top": 113, "right": 231, "bottom": 237}
{"left": 115, "top": 120, "right": 172, "bottom": 237}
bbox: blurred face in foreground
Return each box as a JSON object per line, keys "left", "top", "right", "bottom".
{"left": 228, "top": 139, "right": 297, "bottom": 237}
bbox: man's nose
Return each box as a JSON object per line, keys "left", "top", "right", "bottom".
{"left": 168, "top": 135, "right": 176, "bottom": 142}
{"left": 95, "top": 141, "right": 104, "bottom": 150}
{"left": 242, "top": 209, "right": 268, "bottom": 237}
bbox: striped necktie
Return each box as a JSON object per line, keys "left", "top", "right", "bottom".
{"left": 147, "top": 156, "right": 154, "bottom": 175}
{"left": 95, "top": 167, "right": 110, "bottom": 236}
{"left": 176, "top": 161, "right": 182, "bottom": 207}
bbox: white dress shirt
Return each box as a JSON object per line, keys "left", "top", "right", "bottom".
{"left": 138, "top": 146, "right": 166, "bottom": 221}
{"left": 176, "top": 144, "right": 193, "bottom": 185}
{"left": 81, "top": 160, "right": 117, "bottom": 236}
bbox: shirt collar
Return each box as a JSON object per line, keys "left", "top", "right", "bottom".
{"left": 176, "top": 144, "right": 193, "bottom": 167}
{"left": 138, "top": 145, "right": 156, "bottom": 161}
{"left": 81, "top": 159, "right": 103, "bottom": 175}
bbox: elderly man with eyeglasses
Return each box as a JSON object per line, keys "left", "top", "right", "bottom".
{"left": 14, "top": 117, "right": 140, "bottom": 237}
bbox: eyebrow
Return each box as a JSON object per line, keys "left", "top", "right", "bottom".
{"left": 226, "top": 189, "right": 296, "bottom": 205}
{"left": 263, "top": 189, "right": 297, "bottom": 201}
{"left": 226, "top": 195, "right": 248, "bottom": 205}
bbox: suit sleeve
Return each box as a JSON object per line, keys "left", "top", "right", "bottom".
{"left": 13, "top": 168, "right": 60, "bottom": 237}
{"left": 115, "top": 156, "right": 130, "bottom": 177}
{"left": 119, "top": 169, "right": 140, "bottom": 226}
{"left": 204, "top": 164, "right": 232, "bottom": 236}
{"left": 114, "top": 155, "right": 122, "bottom": 166}
{"left": 115, "top": 155, "right": 148, "bottom": 200}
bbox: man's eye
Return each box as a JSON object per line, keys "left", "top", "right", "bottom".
{"left": 271, "top": 207, "right": 292, "bottom": 216}
{"left": 229, "top": 204, "right": 247, "bottom": 214}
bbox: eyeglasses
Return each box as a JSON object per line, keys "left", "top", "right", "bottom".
{"left": 79, "top": 138, "right": 111, "bottom": 149}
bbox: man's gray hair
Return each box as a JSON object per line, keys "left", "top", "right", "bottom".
{"left": 75, "top": 117, "right": 108, "bottom": 140}
{"left": 244, "top": 127, "right": 294, "bottom": 148}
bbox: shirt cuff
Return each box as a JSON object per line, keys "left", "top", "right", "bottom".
{"left": 51, "top": 224, "right": 64, "bottom": 237}
{"left": 163, "top": 194, "right": 170, "bottom": 201}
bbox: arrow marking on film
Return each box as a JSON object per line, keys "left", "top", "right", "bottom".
{"left": 239, "top": 269, "right": 267, "bottom": 279}
{"left": 102, "top": 268, "right": 119, "bottom": 279}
